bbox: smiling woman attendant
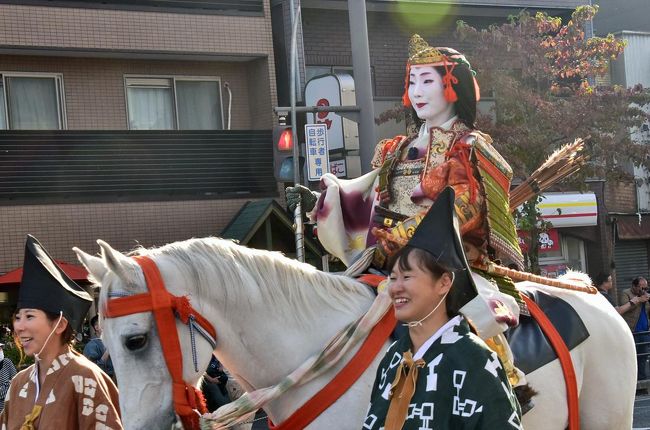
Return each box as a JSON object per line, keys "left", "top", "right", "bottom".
{"left": 363, "top": 188, "right": 521, "bottom": 429}
{"left": 0, "top": 235, "right": 122, "bottom": 430}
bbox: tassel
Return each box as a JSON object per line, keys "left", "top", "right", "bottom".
{"left": 442, "top": 60, "right": 459, "bottom": 103}
{"left": 444, "top": 85, "right": 458, "bottom": 103}
{"left": 172, "top": 295, "right": 194, "bottom": 324}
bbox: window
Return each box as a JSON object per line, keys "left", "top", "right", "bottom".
{"left": 125, "top": 76, "right": 223, "bottom": 130}
{"left": 0, "top": 73, "right": 66, "bottom": 130}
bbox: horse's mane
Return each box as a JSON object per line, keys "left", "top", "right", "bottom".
{"left": 132, "top": 237, "right": 376, "bottom": 323}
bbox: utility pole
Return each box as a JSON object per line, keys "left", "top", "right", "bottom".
{"left": 277, "top": 0, "right": 377, "bottom": 260}
{"left": 348, "top": 0, "right": 376, "bottom": 173}
{"left": 289, "top": 4, "right": 305, "bottom": 262}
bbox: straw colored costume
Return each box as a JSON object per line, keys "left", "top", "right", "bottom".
{"left": 1, "top": 351, "right": 121, "bottom": 430}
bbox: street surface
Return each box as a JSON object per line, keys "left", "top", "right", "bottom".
{"left": 636, "top": 393, "right": 650, "bottom": 429}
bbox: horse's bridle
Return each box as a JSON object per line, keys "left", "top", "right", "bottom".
{"left": 103, "top": 255, "right": 217, "bottom": 430}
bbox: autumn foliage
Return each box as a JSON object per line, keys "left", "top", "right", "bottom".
{"left": 456, "top": 5, "right": 649, "bottom": 181}
{"left": 452, "top": 6, "right": 649, "bottom": 272}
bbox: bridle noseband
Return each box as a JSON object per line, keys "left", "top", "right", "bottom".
{"left": 103, "top": 255, "right": 217, "bottom": 430}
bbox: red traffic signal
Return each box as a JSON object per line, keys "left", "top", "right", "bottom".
{"left": 273, "top": 124, "right": 302, "bottom": 182}
{"left": 277, "top": 129, "right": 293, "bottom": 151}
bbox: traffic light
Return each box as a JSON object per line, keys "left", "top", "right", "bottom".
{"left": 273, "top": 121, "right": 304, "bottom": 182}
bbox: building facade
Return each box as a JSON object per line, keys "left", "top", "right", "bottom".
{"left": 0, "top": 1, "right": 281, "bottom": 281}
{"left": 603, "top": 31, "right": 650, "bottom": 296}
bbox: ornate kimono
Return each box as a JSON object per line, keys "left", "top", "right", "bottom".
{"left": 0, "top": 350, "right": 122, "bottom": 430}
{"left": 309, "top": 118, "right": 522, "bottom": 271}
{"left": 309, "top": 119, "right": 524, "bottom": 341}
{"left": 363, "top": 317, "right": 522, "bottom": 430}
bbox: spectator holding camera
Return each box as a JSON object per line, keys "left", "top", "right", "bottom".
{"left": 621, "top": 277, "right": 650, "bottom": 380}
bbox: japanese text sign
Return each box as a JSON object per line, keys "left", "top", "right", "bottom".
{"left": 305, "top": 124, "right": 330, "bottom": 181}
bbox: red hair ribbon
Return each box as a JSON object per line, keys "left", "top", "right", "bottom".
{"left": 442, "top": 60, "right": 459, "bottom": 103}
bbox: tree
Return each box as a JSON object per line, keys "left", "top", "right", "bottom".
{"left": 454, "top": 5, "right": 650, "bottom": 272}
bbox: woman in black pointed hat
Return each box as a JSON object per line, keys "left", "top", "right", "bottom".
{"left": 0, "top": 235, "right": 123, "bottom": 430}
{"left": 363, "top": 188, "right": 521, "bottom": 430}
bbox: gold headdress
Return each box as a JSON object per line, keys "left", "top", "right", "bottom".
{"left": 408, "top": 34, "right": 444, "bottom": 65}
{"left": 402, "top": 34, "right": 480, "bottom": 107}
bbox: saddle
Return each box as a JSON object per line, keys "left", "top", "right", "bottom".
{"left": 506, "top": 287, "right": 590, "bottom": 374}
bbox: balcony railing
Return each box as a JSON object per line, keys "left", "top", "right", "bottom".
{"left": 0, "top": 0, "right": 264, "bottom": 16}
{"left": 0, "top": 130, "right": 275, "bottom": 205}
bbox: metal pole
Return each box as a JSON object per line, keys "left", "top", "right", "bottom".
{"left": 348, "top": 0, "right": 376, "bottom": 173}
{"left": 290, "top": 5, "right": 305, "bottom": 262}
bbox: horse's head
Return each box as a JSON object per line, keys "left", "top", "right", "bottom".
{"left": 74, "top": 240, "right": 214, "bottom": 430}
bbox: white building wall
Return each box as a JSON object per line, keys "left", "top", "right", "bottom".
{"left": 612, "top": 31, "right": 650, "bottom": 87}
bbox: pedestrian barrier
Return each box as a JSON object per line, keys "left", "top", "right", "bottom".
{"left": 636, "top": 330, "right": 650, "bottom": 393}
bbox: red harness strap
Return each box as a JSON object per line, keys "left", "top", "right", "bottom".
{"left": 357, "top": 273, "right": 387, "bottom": 290}
{"left": 104, "top": 256, "right": 217, "bottom": 430}
{"left": 268, "top": 305, "right": 397, "bottom": 430}
{"left": 523, "top": 295, "right": 579, "bottom": 430}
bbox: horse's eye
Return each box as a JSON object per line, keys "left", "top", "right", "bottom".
{"left": 125, "top": 334, "right": 148, "bottom": 351}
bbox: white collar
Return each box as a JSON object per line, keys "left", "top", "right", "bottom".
{"left": 413, "top": 315, "right": 462, "bottom": 360}
{"left": 418, "top": 116, "right": 459, "bottom": 138}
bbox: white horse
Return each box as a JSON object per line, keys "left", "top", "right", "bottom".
{"left": 74, "top": 237, "right": 636, "bottom": 430}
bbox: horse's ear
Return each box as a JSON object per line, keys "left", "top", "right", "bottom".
{"left": 97, "top": 240, "right": 136, "bottom": 285}
{"left": 73, "top": 247, "right": 107, "bottom": 284}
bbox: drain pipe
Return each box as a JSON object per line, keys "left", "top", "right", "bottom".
{"left": 224, "top": 82, "right": 232, "bottom": 130}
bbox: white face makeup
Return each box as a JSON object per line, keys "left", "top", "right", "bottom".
{"left": 407, "top": 65, "right": 455, "bottom": 128}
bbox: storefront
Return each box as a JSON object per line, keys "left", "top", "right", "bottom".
{"left": 613, "top": 214, "right": 650, "bottom": 289}
{"left": 518, "top": 192, "right": 597, "bottom": 277}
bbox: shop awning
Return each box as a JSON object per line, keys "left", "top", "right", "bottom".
{"left": 617, "top": 215, "right": 650, "bottom": 240}
{"left": 537, "top": 192, "right": 598, "bottom": 228}
{"left": 0, "top": 260, "right": 88, "bottom": 285}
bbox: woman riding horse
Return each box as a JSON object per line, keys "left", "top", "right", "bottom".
{"left": 287, "top": 34, "right": 525, "bottom": 387}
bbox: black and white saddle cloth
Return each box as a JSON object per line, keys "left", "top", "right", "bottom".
{"left": 505, "top": 288, "right": 590, "bottom": 374}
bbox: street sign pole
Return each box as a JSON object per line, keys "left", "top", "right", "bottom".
{"left": 289, "top": 5, "right": 305, "bottom": 262}
{"left": 348, "top": 0, "right": 376, "bottom": 173}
